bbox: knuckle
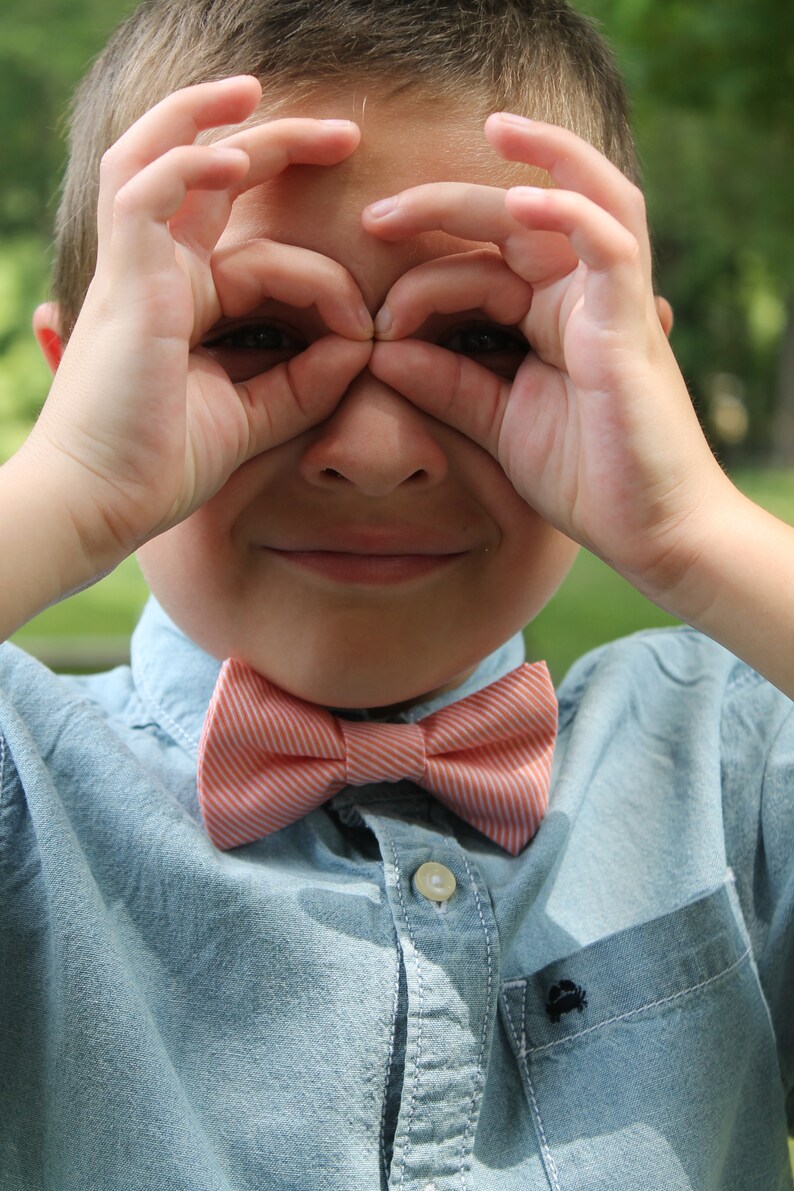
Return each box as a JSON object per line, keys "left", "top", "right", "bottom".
{"left": 617, "top": 232, "right": 643, "bottom": 268}
{"left": 468, "top": 248, "right": 503, "bottom": 269}
{"left": 624, "top": 181, "right": 647, "bottom": 219}
{"left": 283, "top": 355, "right": 305, "bottom": 408}
{"left": 111, "top": 178, "right": 143, "bottom": 221}
{"left": 318, "top": 254, "right": 351, "bottom": 290}
{"left": 99, "top": 145, "right": 120, "bottom": 177}
{"left": 448, "top": 349, "right": 465, "bottom": 405}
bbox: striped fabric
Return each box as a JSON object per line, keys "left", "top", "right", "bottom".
{"left": 197, "top": 661, "right": 557, "bottom": 856}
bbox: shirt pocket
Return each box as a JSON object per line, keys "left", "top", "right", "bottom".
{"left": 499, "top": 881, "right": 792, "bottom": 1191}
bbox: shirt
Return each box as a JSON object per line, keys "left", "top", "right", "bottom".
{"left": 1, "top": 595, "right": 793, "bottom": 1191}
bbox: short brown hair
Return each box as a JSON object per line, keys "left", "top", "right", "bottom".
{"left": 53, "top": 0, "right": 638, "bottom": 337}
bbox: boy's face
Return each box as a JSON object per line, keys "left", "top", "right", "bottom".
{"left": 136, "top": 90, "right": 578, "bottom": 708}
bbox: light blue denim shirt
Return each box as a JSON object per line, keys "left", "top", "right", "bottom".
{"left": 1, "top": 596, "right": 792, "bottom": 1190}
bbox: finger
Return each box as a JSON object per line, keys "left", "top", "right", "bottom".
{"left": 364, "top": 182, "right": 513, "bottom": 244}
{"left": 485, "top": 114, "right": 652, "bottom": 276}
{"left": 369, "top": 339, "right": 508, "bottom": 457}
{"left": 237, "top": 336, "right": 373, "bottom": 456}
{"left": 97, "top": 76, "right": 262, "bottom": 245}
{"left": 655, "top": 296, "right": 674, "bottom": 338}
{"left": 374, "top": 250, "right": 532, "bottom": 339}
{"left": 217, "top": 118, "right": 360, "bottom": 189}
{"left": 108, "top": 145, "right": 250, "bottom": 278}
{"left": 504, "top": 186, "right": 649, "bottom": 320}
{"left": 210, "top": 240, "right": 373, "bottom": 341}
{"left": 169, "top": 118, "right": 361, "bottom": 260}
{"left": 363, "top": 183, "right": 577, "bottom": 285}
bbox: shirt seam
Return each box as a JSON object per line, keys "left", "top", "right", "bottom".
{"left": 501, "top": 991, "right": 562, "bottom": 1191}
{"left": 380, "top": 821, "right": 425, "bottom": 1191}
{"left": 134, "top": 659, "right": 200, "bottom": 755}
{"left": 456, "top": 848, "right": 495, "bottom": 1191}
{"left": 0, "top": 730, "right": 6, "bottom": 813}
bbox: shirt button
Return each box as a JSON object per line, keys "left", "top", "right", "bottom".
{"left": 413, "top": 862, "right": 456, "bottom": 902}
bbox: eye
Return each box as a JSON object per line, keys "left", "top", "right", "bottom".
{"left": 438, "top": 322, "right": 528, "bottom": 379}
{"left": 202, "top": 320, "right": 307, "bottom": 383}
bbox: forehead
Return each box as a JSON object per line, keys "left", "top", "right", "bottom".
{"left": 218, "top": 88, "right": 533, "bottom": 306}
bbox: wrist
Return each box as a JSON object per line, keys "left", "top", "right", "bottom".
{"left": 0, "top": 445, "right": 129, "bottom": 641}
{"left": 642, "top": 479, "right": 794, "bottom": 697}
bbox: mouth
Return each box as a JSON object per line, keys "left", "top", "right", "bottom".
{"left": 265, "top": 548, "right": 468, "bottom": 585}
{"left": 260, "top": 522, "right": 481, "bottom": 585}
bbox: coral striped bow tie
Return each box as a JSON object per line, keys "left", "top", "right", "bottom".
{"left": 197, "top": 660, "right": 557, "bottom": 856}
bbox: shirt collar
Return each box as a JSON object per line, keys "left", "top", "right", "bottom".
{"left": 130, "top": 595, "right": 527, "bottom": 754}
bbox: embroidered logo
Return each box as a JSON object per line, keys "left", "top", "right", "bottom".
{"left": 545, "top": 979, "right": 588, "bottom": 1023}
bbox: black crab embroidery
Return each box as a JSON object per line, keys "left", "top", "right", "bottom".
{"left": 545, "top": 979, "right": 588, "bottom": 1023}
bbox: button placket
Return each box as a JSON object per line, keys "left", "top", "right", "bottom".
{"left": 360, "top": 812, "right": 500, "bottom": 1191}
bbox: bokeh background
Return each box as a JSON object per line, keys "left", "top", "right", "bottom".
{"left": 2, "top": 0, "right": 793, "bottom": 681}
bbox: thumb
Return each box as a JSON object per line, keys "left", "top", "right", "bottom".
{"left": 241, "top": 335, "right": 374, "bottom": 459}
{"left": 369, "top": 339, "right": 509, "bottom": 457}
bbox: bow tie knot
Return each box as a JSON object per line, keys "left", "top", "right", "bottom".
{"left": 340, "top": 719, "right": 426, "bottom": 787}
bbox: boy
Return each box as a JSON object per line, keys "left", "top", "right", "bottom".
{"left": 1, "top": 0, "right": 793, "bottom": 1187}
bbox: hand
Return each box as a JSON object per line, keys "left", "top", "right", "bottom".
{"left": 26, "top": 77, "right": 372, "bottom": 570}
{"left": 363, "top": 114, "right": 732, "bottom": 609}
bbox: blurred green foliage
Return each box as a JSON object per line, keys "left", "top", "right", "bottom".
{"left": 578, "top": 0, "right": 794, "bottom": 459}
{"left": 0, "top": 0, "right": 139, "bottom": 456}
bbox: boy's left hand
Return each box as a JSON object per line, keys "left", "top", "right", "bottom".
{"left": 362, "top": 115, "right": 734, "bottom": 615}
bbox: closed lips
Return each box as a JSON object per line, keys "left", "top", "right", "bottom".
{"left": 265, "top": 546, "right": 469, "bottom": 584}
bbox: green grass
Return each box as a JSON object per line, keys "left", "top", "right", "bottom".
{"left": 11, "top": 466, "right": 794, "bottom": 678}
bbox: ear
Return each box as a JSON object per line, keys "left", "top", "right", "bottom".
{"left": 654, "top": 296, "right": 674, "bottom": 339}
{"left": 32, "top": 302, "right": 64, "bottom": 373}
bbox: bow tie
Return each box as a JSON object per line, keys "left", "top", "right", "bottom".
{"left": 197, "top": 660, "right": 557, "bottom": 856}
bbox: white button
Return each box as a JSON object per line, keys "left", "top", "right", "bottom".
{"left": 413, "top": 862, "right": 456, "bottom": 902}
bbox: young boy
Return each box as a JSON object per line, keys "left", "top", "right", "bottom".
{"left": 2, "top": 0, "right": 792, "bottom": 1187}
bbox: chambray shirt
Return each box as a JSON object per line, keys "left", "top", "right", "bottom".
{"left": 1, "top": 596, "right": 793, "bottom": 1191}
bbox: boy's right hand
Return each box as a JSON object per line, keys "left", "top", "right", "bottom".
{"left": 21, "top": 77, "right": 372, "bottom": 581}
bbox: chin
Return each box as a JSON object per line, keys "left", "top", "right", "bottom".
{"left": 237, "top": 640, "right": 479, "bottom": 713}
{"left": 255, "top": 662, "right": 452, "bottom": 713}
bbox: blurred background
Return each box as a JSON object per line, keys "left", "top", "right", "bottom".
{"left": 1, "top": 0, "right": 793, "bottom": 681}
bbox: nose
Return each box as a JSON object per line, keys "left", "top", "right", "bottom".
{"left": 299, "top": 370, "right": 448, "bottom": 496}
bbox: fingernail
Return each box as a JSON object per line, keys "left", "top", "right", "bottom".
{"left": 509, "top": 186, "right": 545, "bottom": 198}
{"left": 357, "top": 302, "right": 374, "bottom": 333}
{"left": 374, "top": 306, "right": 393, "bottom": 335}
{"left": 367, "top": 197, "right": 398, "bottom": 220}
{"left": 321, "top": 119, "right": 357, "bottom": 128}
{"left": 497, "top": 112, "right": 534, "bottom": 127}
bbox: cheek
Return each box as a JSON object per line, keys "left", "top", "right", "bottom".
{"left": 489, "top": 498, "right": 579, "bottom": 625}
{"left": 135, "top": 509, "right": 238, "bottom": 644}
{"left": 136, "top": 447, "right": 288, "bottom": 597}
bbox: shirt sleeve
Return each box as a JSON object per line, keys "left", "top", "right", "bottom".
{"left": 720, "top": 663, "right": 794, "bottom": 1128}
